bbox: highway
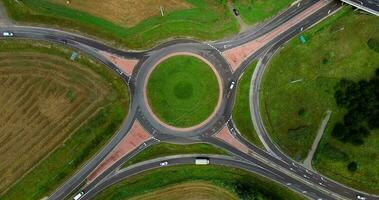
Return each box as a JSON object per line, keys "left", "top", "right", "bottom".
{"left": 0, "top": 0, "right": 378, "bottom": 200}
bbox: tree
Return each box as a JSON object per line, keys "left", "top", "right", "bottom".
{"left": 347, "top": 161, "right": 358, "bottom": 172}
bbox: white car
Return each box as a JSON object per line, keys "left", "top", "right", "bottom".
{"left": 73, "top": 191, "right": 85, "bottom": 200}
{"left": 357, "top": 195, "right": 367, "bottom": 200}
{"left": 2, "top": 32, "right": 14, "bottom": 37}
{"left": 160, "top": 161, "right": 168, "bottom": 166}
{"left": 229, "top": 81, "right": 235, "bottom": 89}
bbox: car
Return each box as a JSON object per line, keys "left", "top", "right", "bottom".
{"left": 73, "top": 191, "right": 85, "bottom": 200}
{"left": 357, "top": 195, "right": 367, "bottom": 200}
{"left": 2, "top": 32, "right": 14, "bottom": 37}
{"left": 160, "top": 161, "right": 168, "bottom": 166}
{"left": 233, "top": 8, "right": 239, "bottom": 16}
{"left": 229, "top": 81, "right": 236, "bottom": 89}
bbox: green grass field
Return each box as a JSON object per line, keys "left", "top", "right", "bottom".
{"left": 233, "top": 0, "right": 295, "bottom": 24}
{"left": 123, "top": 143, "right": 228, "bottom": 167}
{"left": 147, "top": 55, "right": 219, "bottom": 128}
{"left": 94, "top": 165, "right": 305, "bottom": 200}
{"left": 260, "top": 7, "right": 379, "bottom": 193}
{"left": 232, "top": 61, "right": 262, "bottom": 147}
{"left": 2, "top": 0, "right": 238, "bottom": 49}
{"left": 0, "top": 40, "right": 129, "bottom": 199}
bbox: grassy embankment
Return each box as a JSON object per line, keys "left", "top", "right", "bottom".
{"left": 232, "top": 61, "right": 263, "bottom": 147}
{"left": 147, "top": 55, "right": 219, "bottom": 128}
{"left": 260, "top": 7, "right": 379, "bottom": 193}
{"left": 123, "top": 142, "right": 228, "bottom": 167}
{"left": 0, "top": 40, "right": 129, "bottom": 199}
{"left": 95, "top": 165, "right": 305, "bottom": 200}
{"left": 233, "top": 0, "right": 296, "bottom": 24}
{"left": 2, "top": 0, "right": 238, "bottom": 49}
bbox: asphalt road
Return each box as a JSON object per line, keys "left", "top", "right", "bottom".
{"left": 0, "top": 0, "right": 378, "bottom": 200}
{"left": 79, "top": 155, "right": 334, "bottom": 200}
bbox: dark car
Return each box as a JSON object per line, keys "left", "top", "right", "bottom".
{"left": 233, "top": 8, "right": 239, "bottom": 16}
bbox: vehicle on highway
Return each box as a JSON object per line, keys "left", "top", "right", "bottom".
{"left": 195, "top": 158, "right": 210, "bottom": 165}
{"left": 159, "top": 161, "right": 168, "bottom": 166}
{"left": 233, "top": 8, "right": 239, "bottom": 16}
{"left": 73, "top": 191, "right": 85, "bottom": 200}
{"left": 2, "top": 32, "right": 14, "bottom": 37}
{"left": 229, "top": 81, "right": 236, "bottom": 90}
{"left": 357, "top": 195, "right": 367, "bottom": 200}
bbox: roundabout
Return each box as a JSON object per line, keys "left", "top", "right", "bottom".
{"left": 134, "top": 43, "right": 232, "bottom": 138}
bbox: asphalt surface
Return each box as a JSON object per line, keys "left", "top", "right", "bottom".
{"left": 0, "top": 0, "right": 378, "bottom": 200}
{"left": 341, "top": 0, "right": 379, "bottom": 15}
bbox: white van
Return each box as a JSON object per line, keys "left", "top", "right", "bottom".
{"left": 73, "top": 191, "right": 85, "bottom": 200}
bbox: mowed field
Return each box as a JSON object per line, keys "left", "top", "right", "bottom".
{"left": 0, "top": 40, "right": 128, "bottom": 199}
{"left": 260, "top": 8, "right": 379, "bottom": 193}
{"left": 129, "top": 181, "right": 238, "bottom": 200}
{"left": 234, "top": 0, "right": 296, "bottom": 24}
{"left": 147, "top": 55, "right": 219, "bottom": 128}
{"left": 51, "top": 0, "right": 192, "bottom": 27}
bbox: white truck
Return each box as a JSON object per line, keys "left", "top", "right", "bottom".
{"left": 195, "top": 158, "right": 210, "bottom": 165}
{"left": 73, "top": 191, "right": 85, "bottom": 200}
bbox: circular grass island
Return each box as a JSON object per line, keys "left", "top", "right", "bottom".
{"left": 146, "top": 55, "right": 220, "bottom": 128}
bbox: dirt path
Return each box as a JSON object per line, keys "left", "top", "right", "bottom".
{"left": 228, "top": 3, "right": 252, "bottom": 33}
{"left": 303, "top": 110, "right": 332, "bottom": 169}
{"left": 0, "top": 1, "right": 11, "bottom": 26}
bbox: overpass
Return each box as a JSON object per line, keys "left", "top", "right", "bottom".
{"left": 341, "top": 0, "right": 379, "bottom": 15}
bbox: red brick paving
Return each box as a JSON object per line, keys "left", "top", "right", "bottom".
{"left": 87, "top": 120, "right": 151, "bottom": 182}
{"left": 223, "top": 0, "right": 328, "bottom": 71}
{"left": 101, "top": 51, "right": 138, "bottom": 75}
{"left": 214, "top": 126, "right": 249, "bottom": 154}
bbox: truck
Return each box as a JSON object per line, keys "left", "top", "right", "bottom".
{"left": 73, "top": 191, "right": 85, "bottom": 200}
{"left": 195, "top": 158, "right": 210, "bottom": 165}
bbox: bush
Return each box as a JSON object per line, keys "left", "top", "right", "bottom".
{"left": 347, "top": 161, "right": 358, "bottom": 172}
{"left": 367, "top": 38, "right": 379, "bottom": 53}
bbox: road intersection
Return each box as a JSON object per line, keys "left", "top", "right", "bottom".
{"left": 1, "top": 0, "right": 378, "bottom": 199}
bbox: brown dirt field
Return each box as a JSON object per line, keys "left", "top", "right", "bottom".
{"left": 223, "top": 0, "right": 328, "bottom": 70}
{"left": 51, "top": 0, "right": 192, "bottom": 27}
{"left": 214, "top": 126, "right": 249, "bottom": 154}
{"left": 87, "top": 120, "right": 151, "bottom": 182}
{"left": 0, "top": 51, "right": 112, "bottom": 193}
{"left": 128, "top": 181, "right": 238, "bottom": 200}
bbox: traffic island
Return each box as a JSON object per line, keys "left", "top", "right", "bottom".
{"left": 145, "top": 54, "right": 221, "bottom": 130}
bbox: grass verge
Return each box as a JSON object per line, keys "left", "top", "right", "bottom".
{"left": 123, "top": 142, "right": 228, "bottom": 167}
{"left": 260, "top": 7, "right": 379, "bottom": 193}
{"left": 233, "top": 0, "right": 296, "bottom": 24}
{"left": 94, "top": 165, "right": 305, "bottom": 200}
{"left": 147, "top": 55, "right": 219, "bottom": 128}
{"left": 0, "top": 40, "right": 129, "bottom": 199}
{"left": 232, "top": 61, "right": 263, "bottom": 147}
